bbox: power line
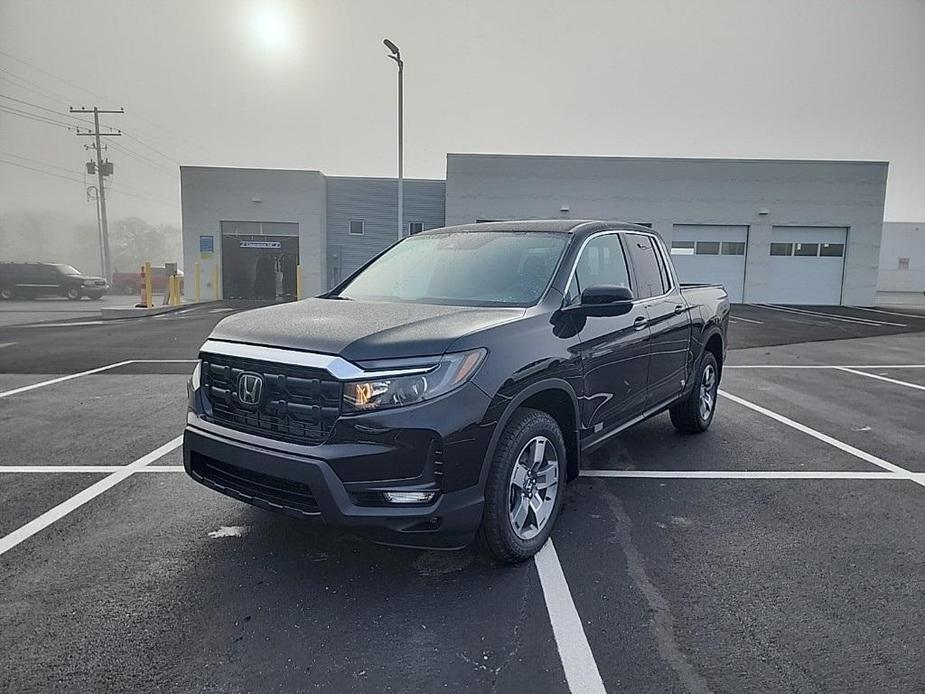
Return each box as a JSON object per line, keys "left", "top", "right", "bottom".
{"left": 107, "top": 140, "right": 177, "bottom": 176}
{"left": 0, "top": 93, "right": 91, "bottom": 124}
{"left": 0, "top": 156, "right": 86, "bottom": 185}
{"left": 0, "top": 104, "right": 75, "bottom": 129}
{"left": 0, "top": 48, "right": 118, "bottom": 107}
{"left": 0, "top": 150, "right": 87, "bottom": 177}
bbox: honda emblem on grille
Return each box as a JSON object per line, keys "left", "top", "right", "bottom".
{"left": 237, "top": 372, "right": 263, "bottom": 406}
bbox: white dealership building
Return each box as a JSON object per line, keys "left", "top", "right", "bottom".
{"left": 181, "top": 154, "right": 890, "bottom": 306}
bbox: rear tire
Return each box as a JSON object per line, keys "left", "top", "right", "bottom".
{"left": 670, "top": 352, "right": 719, "bottom": 434}
{"left": 0, "top": 286, "right": 13, "bottom": 300}
{"left": 478, "top": 408, "right": 566, "bottom": 564}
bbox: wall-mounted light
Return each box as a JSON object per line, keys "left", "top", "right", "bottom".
{"left": 560, "top": 204, "right": 570, "bottom": 213}
{"left": 757, "top": 208, "right": 769, "bottom": 216}
{"left": 252, "top": 196, "right": 263, "bottom": 203}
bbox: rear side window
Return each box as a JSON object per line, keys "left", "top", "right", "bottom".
{"left": 625, "top": 234, "right": 666, "bottom": 299}
{"left": 573, "top": 234, "right": 631, "bottom": 296}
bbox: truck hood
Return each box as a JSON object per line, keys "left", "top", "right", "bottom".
{"left": 209, "top": 298, "right": 525, "bottom": 361}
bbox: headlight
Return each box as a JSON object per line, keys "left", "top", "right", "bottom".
{"left": 343, "top": 349, "right": 486, "bottom": 412}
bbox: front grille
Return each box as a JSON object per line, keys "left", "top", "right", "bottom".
{"left": 200, "top": 353, "right": 342, "bottom": 445}
{"left": 190, "top": 452, "right": 320, "bottom": 515}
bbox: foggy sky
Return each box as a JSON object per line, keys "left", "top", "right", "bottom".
{"left": 1, "top": 0, "right": 923, "bottom": 230}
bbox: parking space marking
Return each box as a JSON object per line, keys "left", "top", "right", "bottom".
{"left": 849, "top": 306, "right": 925, "bottom": 319}
{"left": 580, "top": 470, "right": 911, "bottom": 480}
{"left": 718, "top": 390, "right": 924, "bottom": 486}
{"left": 834, "top": 367, "right": 925, "bottom": 392}
{"left": 0, "top": 342, "right": 17, "bottom": 349}
{"left": 725, "top": 364, "right": 925, "bottom": 369}
{"left": 0, "top": 436, "right": 182, "bottom": 557}
{"left": 0, "top": 465, "right": 185, "bottom": 473}
{"left": 0, "top": 359, "right": 199, "bottom": 400}
{"left": 0, "top": 360, "right": 134, "bottom": 399}
{"left": 728, "top": 315, "right": 764, "bottom": 324}
{"left": 534, "top": 539, "right": 607, "bottom": 694}
{"left": 756, "top": 304, "right": 906, "bottom": 327}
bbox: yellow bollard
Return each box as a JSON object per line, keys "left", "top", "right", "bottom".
{"left": 296, "top": 264, "right": 302, "bottom": 300}
{"left": 143, "top": 261, "right": 153, "bottom": 309}
{"left": 212, "top": 264, "right": 219, "bottom": 300}
{"left": 170, "top": 276, "right": 180, "bottom": 305}
{"left": 194, "top": 261, "right": 201, "bottom": 303}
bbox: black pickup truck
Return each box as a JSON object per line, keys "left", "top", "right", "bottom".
{"left": 184, "top": 220, "right": 729, "bottom": 562}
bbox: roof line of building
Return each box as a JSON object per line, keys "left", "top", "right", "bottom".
{"left": 446, "top": 152, "right": 890, "bottom": 166}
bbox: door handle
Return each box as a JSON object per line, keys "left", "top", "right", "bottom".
{"left": 674, "top": 304, "right": 684, "bottom": 315}
{"left": 633, "top": 316, "right": 648, "bottom": 330}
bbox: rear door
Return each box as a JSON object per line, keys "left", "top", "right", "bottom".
{"left": 624, "top": 233, "right": 692, "bottom": 409}
{"left": 570, "top": 233, "right": 650, "bottom": 439}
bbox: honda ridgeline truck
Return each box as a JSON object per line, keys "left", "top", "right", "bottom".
{"left": 184, "top": 221, "right": 729, "bottom": 563}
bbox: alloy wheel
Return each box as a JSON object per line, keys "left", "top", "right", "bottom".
{"left": 508, "top": 436, "right": 560, "bottom": 540}
{"left": 699, "top": 363, "right": 717, "bottom": 421}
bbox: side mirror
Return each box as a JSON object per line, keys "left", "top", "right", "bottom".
{"left": 567, "top": 284, "right": 635, "bottom": 316}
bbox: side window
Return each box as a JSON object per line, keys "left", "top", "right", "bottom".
{"left": 625, "top": 234, "right": 665, "bottom": 300}
{"left": 573, "top": 234, "right": 631, "bottom": 298}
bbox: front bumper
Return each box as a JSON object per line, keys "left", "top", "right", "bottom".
{"left": 184, "top": 426, "right": 484, "bottom": 548}
{"left": 183, "top": 382, "right": 494, "bottom": 549}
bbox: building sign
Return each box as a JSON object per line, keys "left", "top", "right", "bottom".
{"left": 199, "top": 235, "right": 214, "bottom": 256}
{"left": 239, "top": 240, "right": 282, "bottom": 249}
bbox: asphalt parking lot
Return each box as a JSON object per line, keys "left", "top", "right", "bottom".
{"left": 1, "top": 303, "right": 924, "bottom": 693}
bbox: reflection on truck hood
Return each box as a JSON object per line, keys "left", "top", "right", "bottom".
{"left": 209, "top": 298, "right": 525, "bottom": 361}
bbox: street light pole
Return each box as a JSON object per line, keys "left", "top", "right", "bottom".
{"left": 384, "top": 39, "right": 403, "bottom": 240}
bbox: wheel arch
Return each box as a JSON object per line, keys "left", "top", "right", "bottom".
{"left": 479, "top": 379, "right": 582, "bottom": 486}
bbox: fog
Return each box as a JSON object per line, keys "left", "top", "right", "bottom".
{"left": 2, "top": 0, "right": 924, "bottom": 268}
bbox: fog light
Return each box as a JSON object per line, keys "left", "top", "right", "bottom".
{"left": 382, "top": 491, "right": 437, "bottom": 504}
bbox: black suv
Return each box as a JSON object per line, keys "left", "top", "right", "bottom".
{"left": 0, "top": 262, "right": 109, "bottom": 300}
{"left": 184, "top": 221, "right": 728, "bottom": 562}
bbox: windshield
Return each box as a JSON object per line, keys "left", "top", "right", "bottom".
{"left": 53, "top": 264, "right": 82, "bottom": 276}
{"left": 335, "top": 231, "right": 568, "bottom": 307}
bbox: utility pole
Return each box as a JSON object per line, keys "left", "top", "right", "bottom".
{"left": 384, "top": 39, "right": 404, "bottom": 240}
{"left": 70, "top": 106, "right": 124, "bottom": 281}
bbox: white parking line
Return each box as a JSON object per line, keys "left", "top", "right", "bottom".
{"left": 580, "top": 470, "right": 911, "bottom": 480}
{"left": 718, "top": 390, "right": 924, "bottom": 487}
{"left": 0, "top": 361, "right": 133, "bottom": 399}
{"left": 0, "top": 465, "right": 185, "bottom": 473}
{"left": 849, "top": 306, "right": 925, "bottom": 319}
{"left": 535, "top": 539, "right": 606, "bottom": 694}
{"left": 0, "top": 436, "right": 182, "bottom": 557}
{"left": 834, "top": 367, "right": 925, "bottom": 392}
{"left": 728, "top": 315, "right": 764, "bottom": 324}
{"left": 757, "top": 304, "right": 906, "bottom": 327}
{"left": 725, "top": 364, "right": 925, "bottom": 369}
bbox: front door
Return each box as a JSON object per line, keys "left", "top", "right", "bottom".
{"left": 571, "top": 233, "right": 651, "bottom": 441}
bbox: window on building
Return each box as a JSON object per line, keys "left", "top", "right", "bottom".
{"left": 695, "top": 241, "right": 721, "bottom": 255}
{"left": 794, "top": 243, "right": 819, "bottom": 257}
{"left": 349, "top": 220, "right": 364, "bottom": 235}
{"left": 670, "top": 241, "right": 695, "bottom": 256}
{"left": 898, "top": 257, "right": 910, "bottom": 271}
{"left": 721, "top": 241, "right": 746, "bottom": 256}
{"left": 819, "top": 243, "right": 844, "bottom": 257}
{"left": 770, "top": 243, "right": 793, "bottom": 256}
{"left": 409, "top": 221, "right": 424, "bottom": 235}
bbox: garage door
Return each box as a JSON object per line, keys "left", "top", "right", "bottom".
{"left": 766, "top": 227, "right": 847, "bottom": 305}
{"left": 670, "top": 225, "right": 748, "bottom": 302}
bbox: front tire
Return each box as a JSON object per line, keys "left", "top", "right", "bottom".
{"left": 65, "top": 286, "right": 81, "bottom": 300}
{"left": 670, "top": 352, "right": 719, "bottom": 434}
{"left": 478, "top": 408, "right": 566, "bottom": 564}
{"left": 0, "top": 286, "right": 13, "bottom": 300}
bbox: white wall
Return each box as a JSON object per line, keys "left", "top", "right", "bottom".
{"left": 445, "top": 154, "right": 888, "bottom": 305}
{"left": 878, "top": 222, "right": 925, "bottom": 292}
{"left": 180, "top": 167, "right": 326, "bottom": 301}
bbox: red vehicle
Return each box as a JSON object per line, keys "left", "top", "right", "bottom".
{"left": 112, "top": 267, "right": 184, "bottom": 295}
